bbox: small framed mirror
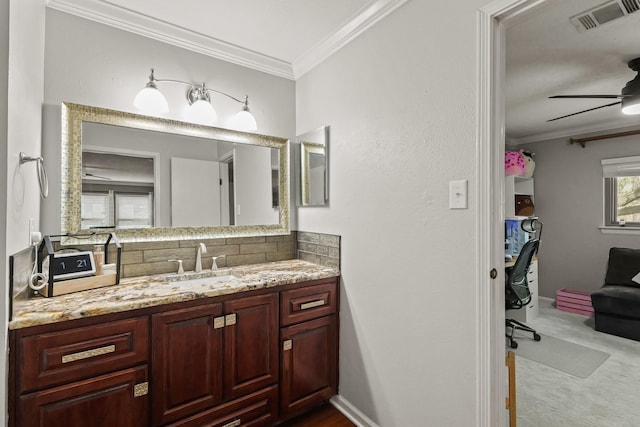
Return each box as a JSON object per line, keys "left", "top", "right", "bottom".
{"left": 298, "top": 126, "right": 329, "bottom": 206}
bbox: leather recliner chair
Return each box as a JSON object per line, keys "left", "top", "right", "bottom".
{"left": 591, "top": 247, "right": 640, "bottom": 341}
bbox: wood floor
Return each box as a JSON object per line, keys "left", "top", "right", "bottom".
{"left": 280, "top": 404, "right": 356, "bottom": 427}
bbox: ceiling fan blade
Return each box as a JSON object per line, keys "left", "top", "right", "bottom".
{"left": 546, "top": 101, "right": 621, "bottom": 122}
{"left": 83, "top": 172, "right": 112, "bottom": 180}
{"left": 549, "top": 95, "right": 626, "bottom": 99}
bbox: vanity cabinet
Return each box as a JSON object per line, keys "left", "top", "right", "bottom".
{"left": 279, "top": 281, "right": 338, "bottom": 418}
{"left": 152, "top": 293, "right": 279, "bottom": 426}
{"left": 9, "top": 276, "right": 339, "bottom": 427}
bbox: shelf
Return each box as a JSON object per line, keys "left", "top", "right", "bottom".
{"left": 505, "top": 175, "right": 534, "bottom": 217}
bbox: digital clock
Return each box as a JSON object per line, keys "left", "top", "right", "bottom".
{"left": 50, "top": 251, "right": 96, "bottom": 280}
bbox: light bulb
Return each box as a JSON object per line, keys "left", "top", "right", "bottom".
{"left": 185, "top": 99, "right": 217, "bottom": 125}
{"left": 133, "top": 85, "right": 169, "bottom": 115}
{"left": 622, "top": 101, "right": 640, "bottom": 115}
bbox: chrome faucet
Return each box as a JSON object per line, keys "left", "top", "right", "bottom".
{"left": 168, "top": 259, "right": 184, "bottom": 274}
{"left": 211, "top": 255, "right": 225, "bottom": 271}
{"left": 195, "top": 243, "right": 207, "bottom": 273}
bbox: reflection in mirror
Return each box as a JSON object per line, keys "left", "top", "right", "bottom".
{"left": 62, "top": 103, "right": 289, "bottom": 242}
{"left": 298, "top": 126, "right": 329, "bottom": 206}
{"left": 82, "top": 149, "right": 156, "bottom": 229}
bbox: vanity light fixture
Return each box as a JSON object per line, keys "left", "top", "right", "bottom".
{"left": 133, "top": 68, "right": 257, "bottom": 131}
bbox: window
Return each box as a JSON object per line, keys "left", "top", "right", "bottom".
{"left": 603, "top": 156, "right": 640, "bottom": 226}
{"left": 81, "top": 190, "right": 153, "bottom": 229}
{"left": 81, "top": 192, "right": 112, "bottom": 229}
{"left": 115, "top": 193, "right": 153, "bottom": 229}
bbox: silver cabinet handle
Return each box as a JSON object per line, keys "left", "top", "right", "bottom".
{"left": 134, "top": 382, "right": 149, "bottom": 397}
{"left": 214, "top": 316, "right": 225, "bottom": 329}
{"left": 222, "top": 419, "right": 241, "bottom": 427}
{"left": 61, "top": 344, "right": 116, "bottom": 364}
{"left": 283, "top": 339, "right": 292, "bottom": 351}
{"left": 300, "top": 299, "right": 325, "bottom": 310}
{"left": 225, "top": 313, "right": 237, "bottom": 326}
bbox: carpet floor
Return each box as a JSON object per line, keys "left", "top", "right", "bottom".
{"left": 515, "top": 297, "right": 640, "bottom": 427}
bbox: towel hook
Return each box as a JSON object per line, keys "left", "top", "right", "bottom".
{"left": 19, "top": 152, "right": 49, "bottom": 198}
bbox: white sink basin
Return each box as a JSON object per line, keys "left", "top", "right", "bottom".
{"left": 165, "top": 273, "right": 240, "bottom": 287}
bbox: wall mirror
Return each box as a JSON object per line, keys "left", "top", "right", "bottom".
{"left": 62, "top": 102, "right": 289, "bottom": 242}
{"left": 298, "top": 126, "right": 329, "bottom": 206}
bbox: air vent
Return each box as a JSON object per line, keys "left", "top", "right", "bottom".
{"left": 570, "top": 0, "right": 640, "bottom": 32}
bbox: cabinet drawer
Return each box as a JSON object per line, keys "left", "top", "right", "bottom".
{"left": 19, "top": 316, "right": 149, "bottom": 393}
{"left": 166, "top": 385, "right": 278, "bottom": 427}
{"left": 18, "top": 365, "right": 149, "bottom": 427}
{"left": 280, "top": 281, "right": 337, "bottom": 326}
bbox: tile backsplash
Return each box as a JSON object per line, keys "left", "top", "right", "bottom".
{"left": 297, "top": 231, "right": 341, "bottom": 269}
{"left": 49, "top": 230, "right": 341, "bottom": 279}
{"left": 117, "top": 234, "right": 297, "bottom": 277}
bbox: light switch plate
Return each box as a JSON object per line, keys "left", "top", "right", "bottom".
{"left": 449, "top": 180, "right": 468, "bottom": 209}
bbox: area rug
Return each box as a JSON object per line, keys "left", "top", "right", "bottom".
{"left": 512, "top": 333, "right": 610, "bottom": 378}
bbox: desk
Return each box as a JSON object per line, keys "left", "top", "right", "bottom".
{"left": 505, "top": 258, "right": 538, "bottom": 322}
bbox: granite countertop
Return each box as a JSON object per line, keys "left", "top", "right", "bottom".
{"left": 10, "top": 259, "right": 340, "bottom": 330}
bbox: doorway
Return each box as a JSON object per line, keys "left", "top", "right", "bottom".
{"left": 477, "top": 1, "right": 550, "bottom": 426}
{"left": 220, "top": 154, "right": 235, "bottom": 226}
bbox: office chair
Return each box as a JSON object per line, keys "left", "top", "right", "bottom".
{"left": 505, "top": 238, "right": 541, "bottom": 349}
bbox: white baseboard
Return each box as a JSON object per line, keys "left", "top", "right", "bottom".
{"left": 330, "top": 394, "right": 379, "bottom": 427}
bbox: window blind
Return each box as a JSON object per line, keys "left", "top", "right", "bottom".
{"left": 602, "top": 156, "right": 640, "bottom": 177}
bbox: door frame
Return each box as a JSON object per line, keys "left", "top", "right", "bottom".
{"left": 476, "top": 0, "right": 549, "bottom": 426}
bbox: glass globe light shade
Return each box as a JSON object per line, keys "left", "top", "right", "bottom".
{"left": 228, "top": 109, "right": 257, "bottom": 132}
{"left": 133, "top": 85, "right": 169, "bottom": 115}
{"left": 185, "top": 99, "right": 217, "bottom": 125}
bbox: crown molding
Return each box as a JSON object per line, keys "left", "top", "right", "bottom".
{"left": 46, "top": 0, "right": 407, "bottom": 81}
{"left": 292, "top": 0, "right": 409, "bottom": 78}
{"left": 46, "top": 0, "right": 294, "bottom": 79}
{"left": 506, "top": 116, "right": 640, "bottom": 146}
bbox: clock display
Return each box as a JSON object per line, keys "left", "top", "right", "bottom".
{"left": 50, "top": 251, "right": 96, "bottom": 280}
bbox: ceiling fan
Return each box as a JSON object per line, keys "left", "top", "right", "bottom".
{"left": 82, "top": 172, "right": 112, "bottom": 181}
{"left": 547, "top": 57, "right": 640, "bottom": 122}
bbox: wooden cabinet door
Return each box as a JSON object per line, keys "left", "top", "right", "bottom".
{"left": 280, "top": 315, "right": 337, "bottom": 418}
{"left": 18, "top": 365, "right": 148, "bottom": 427}
{"left": 223, "top": 293, "right": 279, "bottom": 400}
{"left": 152, "top": 303, "right": 224, "bottom": 426}
{"left": 165, "top": 385, "right": 278, "bottom": 427}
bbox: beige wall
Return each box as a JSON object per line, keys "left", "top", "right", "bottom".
{"left": 296, "top": 1, "right": 484, "bottom": 425}
{"left": 0, "top": 1, "right": 9, "bottom": 424}
{"left": 521, "top": 129, "right": 640, "bottom": 298}
{"left": 3, "top": 1, "right": 46, "bottom": 425}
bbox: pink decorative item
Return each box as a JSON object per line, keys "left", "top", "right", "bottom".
{"left": 505, "top": 150, "right": 526, "bottom": 176}
{"left": 556, "top": 288, "right": 593, "bottom": 317}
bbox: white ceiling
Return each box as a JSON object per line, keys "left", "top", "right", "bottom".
{"left": 506, "top": 0, "right": 640, "bottom": 144}
{"left": 46, "top": 0, "right": 407, "bottom": 79}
